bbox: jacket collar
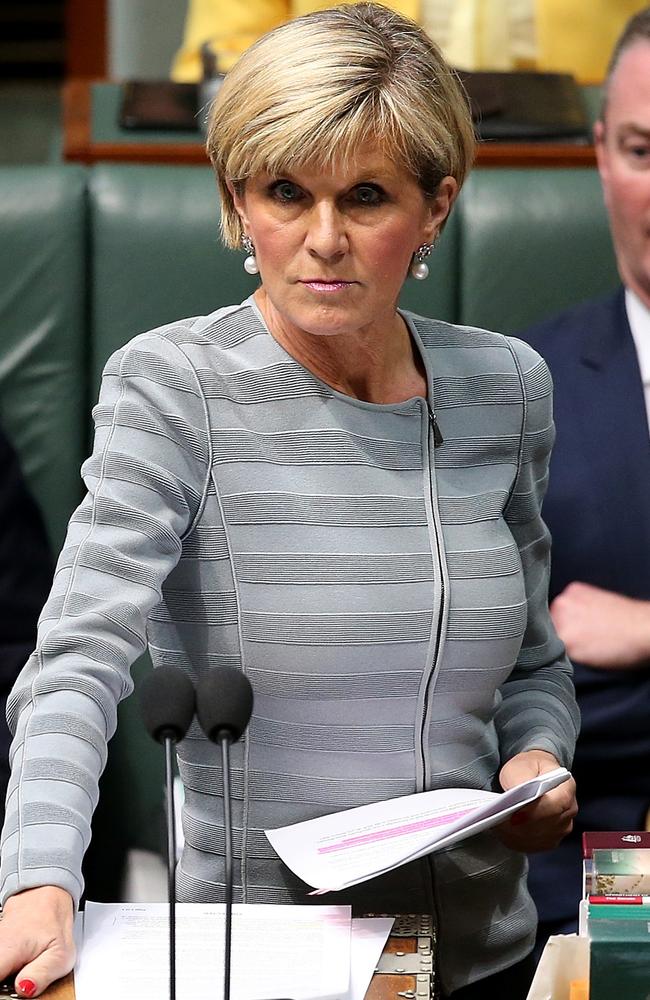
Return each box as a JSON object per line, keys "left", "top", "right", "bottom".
{"left": 579, "top": 286, "right": 634, "bottom": 371}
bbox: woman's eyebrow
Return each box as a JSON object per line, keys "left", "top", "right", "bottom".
{"left": 617, "top": 123, "right": 650, "bottom": 140}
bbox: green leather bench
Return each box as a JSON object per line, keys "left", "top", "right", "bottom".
{"left": 0, "top": 166, "right": 87, "bottom": 555}
{"left": 0, "top": 162, "right": 619, "bottom": 897}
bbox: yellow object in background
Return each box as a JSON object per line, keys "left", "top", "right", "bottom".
{"left": 171, "top": 0, "right": 286, "bottom": 78}
{"left": 535, "top": 0, "right": 647, "bottom": 81}
{"left": 421, "top": 0, "right": 536, "bottom": 71}
{"left": 569, "top": 979, "right": 589, "bottom": 1000}
{"left": 171, "top": 0, "right": 418, "bottom": 79}
{"left": 171, "top": 0, "right": 650, "bottom": 83}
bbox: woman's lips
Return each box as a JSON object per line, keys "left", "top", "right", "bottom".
{"left": 300, "top": 280, "right": 355, "bottom": 292}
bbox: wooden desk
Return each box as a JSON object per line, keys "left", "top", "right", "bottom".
{"left": 63, "top": 80, "right": 210, "bottom": 166}
{"left": 40, "top": 974, "right": 73, "bottom": 999}
{"left": 63, "top": 79, "right": 598, "bottom": 169}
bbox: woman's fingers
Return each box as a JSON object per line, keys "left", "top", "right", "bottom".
{"left": 12, "top": 937, "right": 76, "bottom": 998}
{"left": 0, "top": 887, "right": 75, "bottom": 997}
{"left": 496, "top": 749, "right": 577, "bottom": 853}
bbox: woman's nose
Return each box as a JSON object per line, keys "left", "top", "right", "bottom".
{"left": 305, "top": 203, "right": 348, "bottom": 260}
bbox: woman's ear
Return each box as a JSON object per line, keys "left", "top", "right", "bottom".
{"left": 424, "top": 176, "right": 458, "bottom": 242}
{"left": 227, "top": 179, "right": 250, "bottom": 232}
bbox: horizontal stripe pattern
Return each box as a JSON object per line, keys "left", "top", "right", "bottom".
{"left": 242, "top": 609, "right": 434, "bottom": 645}
{"left": 237, "top": 551, "right": 434, "bottom": 585}
{"left": 221, "top": 492, "right": 427, "bottom": 526}
{"left": 246, "top": 666, "right": 423, "bottom": 700}
{"left": 211, "top": 428, "right": 422, "bottom": 469}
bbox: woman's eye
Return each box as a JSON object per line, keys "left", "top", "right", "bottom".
{"left": 622, "top": 142, "right": 650, "bottom": 166}
{"left": 353, "top": 185, "right": 383, "bottom": 206}
{"left": 270, "top": 181, "right": 302, "bottom": 202}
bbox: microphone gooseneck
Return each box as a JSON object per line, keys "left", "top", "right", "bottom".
{"left": 139, "top": 666, "right": 197, "bottom": 1000}
{"left": 196, "top": 666, "right": 254, "bottom": 1000}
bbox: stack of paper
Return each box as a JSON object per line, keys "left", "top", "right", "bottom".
{"left": 74, "top": 902, "right": 393, "bottom": 1000}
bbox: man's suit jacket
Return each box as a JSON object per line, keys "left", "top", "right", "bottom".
{"left": 522, "top": 287, "right": 650, "bottom": 923}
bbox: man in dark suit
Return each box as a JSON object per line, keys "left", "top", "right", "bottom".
{"left": 521, "top": 7, "right": 650, "bottom": 946}
{"left": 0, "top": 427, "right": 52, "bottom": 815}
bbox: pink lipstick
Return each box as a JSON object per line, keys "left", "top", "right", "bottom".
{"left": 301, "top": 280, "right": 354, "bottom": 293}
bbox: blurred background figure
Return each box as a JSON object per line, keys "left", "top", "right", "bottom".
{"left": 170, "top": 0, "right": 647, "bottom": 81}
{"left": 522, "top": 5, "right": 650, "bottom": 951}
{"left": 0, "top": 427, "right": 52, "bottom": 819}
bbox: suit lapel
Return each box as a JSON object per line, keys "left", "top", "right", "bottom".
{"left": 577, "top": 289, "right": 649, "bottom": 454}
{"left": 574, "top": 288, "right": 650, "bottom": 588}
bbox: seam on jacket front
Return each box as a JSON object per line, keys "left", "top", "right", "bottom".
{"left": 211, "top": 469, "right": 250, "bottom": 901}
{"left": 502, "top": 339, "right": 528, "bottom": 515}
{"left": 165, "top": 337, "right": 214, "bottom": 540}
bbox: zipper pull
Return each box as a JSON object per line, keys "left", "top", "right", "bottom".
{"left": 427, "top": 403, "right": 444, "bottom": 448}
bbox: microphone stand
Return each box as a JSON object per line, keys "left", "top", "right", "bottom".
{"left": 195, "top": 667, "right": 292, "bottom": 1000}
{"left": 164, "top": 733, "right": 178, "bottom": 1000}
{"left": 138, "top": 665, "right": 195, "bottom": 1000}
{"left": 219, "top": 731, "right": 234, "bottom": 1000}
{"left": 219, "top": 731, "right": 294, "bottom": 1000}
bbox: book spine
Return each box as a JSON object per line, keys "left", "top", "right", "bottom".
{"left": 589, "top": 895, "right": 650, "bottom": 905}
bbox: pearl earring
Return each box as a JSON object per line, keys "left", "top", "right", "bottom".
{"left": 410, "top": 242, "right": 434, "bottom": 280}
{"left": 242, "top": 234, "right": 259, "bottom": 275}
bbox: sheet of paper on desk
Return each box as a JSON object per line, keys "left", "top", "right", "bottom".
{"left": 266, "top": 767, "right": 571, "bottom": 892}
{"left": 75, "top": 902, "right": 392, "bottom": 1000}
{"left": 348, "top": 917, "right": 394, "bottom": 1000}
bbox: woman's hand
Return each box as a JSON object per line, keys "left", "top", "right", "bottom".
{"left": 0, "top": 886, "right": 75, "bottom": 998}
{"left": 495, "top": 750, "right": 577, "bottom": 853}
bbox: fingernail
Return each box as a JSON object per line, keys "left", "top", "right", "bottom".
{"left": 18, "top": 980, "right": 37, "bottom": 998}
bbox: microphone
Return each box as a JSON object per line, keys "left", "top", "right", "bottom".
{"left": 139, "top": 665, "right": 196, "bottom": 1000}
{"left": 196, "top": 666, "right": 253, "bottom": 1000}
{"left": 196, "top": 664, "right": 253, "bottom": 743}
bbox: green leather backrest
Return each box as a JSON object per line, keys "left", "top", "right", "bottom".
{"left": 457, "top": 168, "right": 619, "bottom": 334}
{"left": 89, "top": 165, "right": 255, "bottom": 400}
{"left": 0, "top": 166, "right": 87, "bottom": 554}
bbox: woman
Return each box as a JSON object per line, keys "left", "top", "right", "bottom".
{"left": 0, "top": 5, "right": 578, "bottom": 998}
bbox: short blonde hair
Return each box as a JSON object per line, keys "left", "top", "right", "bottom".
{"left": 207, "top": 2, "right": 476, "bottom": 248}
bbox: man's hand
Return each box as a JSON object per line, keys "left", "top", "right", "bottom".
{"left": 0, "top": 886, "right": 75, "bottom": 997}
{"left": 550, "top": 582, "right": 650, "bottom": 670}
{"left": 495, "top": 750, "right": 577, "bottom": 853}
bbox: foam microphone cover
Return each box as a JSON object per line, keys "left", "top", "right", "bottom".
{"left": 196, "top": 665, "right": 254, "bottom": 743}
{"left": 139, "top": 665, "right": 196, "bottom": 743}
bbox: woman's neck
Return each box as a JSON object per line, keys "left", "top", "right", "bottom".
{"left": 253, "top": 288, "right": 428, "bottom": 404}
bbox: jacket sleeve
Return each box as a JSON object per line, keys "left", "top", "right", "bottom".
{"left": 0, "top": 332, "right": 210, "bottom": 906}
{"left": 494, "top": 336, "right": 580, "bottom": 768}
{"left": 0, "top": 430, "right": 53, "bottom": 812}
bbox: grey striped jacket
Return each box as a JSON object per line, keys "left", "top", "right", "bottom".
{"left": 0, "top": 299, "right": 578, "bottom": 993}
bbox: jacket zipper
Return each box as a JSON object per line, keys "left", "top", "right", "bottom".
{"left": 421, "top": 398, "right": 448, "bottom": 999}
{"left": 428, "top": 404, "right": 444, "bottom": 449}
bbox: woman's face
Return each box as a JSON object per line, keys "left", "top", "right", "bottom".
{"left": 230, "top": 144, "right": 457, "bottom": 341}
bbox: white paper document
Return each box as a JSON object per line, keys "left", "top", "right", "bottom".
{"left": 74, "top": 901, "right": 392, "bottom": 1000}
{"left": 265, "top": 767, "right": 571, "bottom": 892}
{"left": 348, "top": 917, "right": 394, "bottom": 1000}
